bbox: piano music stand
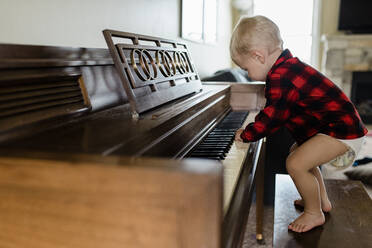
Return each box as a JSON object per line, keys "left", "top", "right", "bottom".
{"left": 103, "top": 30, "right": 202, "bottom": 118}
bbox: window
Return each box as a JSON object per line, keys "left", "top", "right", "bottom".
{"left": 253, "top": 0, "right": 315, "bottom": 65}
{"left": 181, "top": 0, "right": 218, "bottom": 44}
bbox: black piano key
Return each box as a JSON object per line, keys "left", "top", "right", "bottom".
{"left": 210, "top": 129, "right": 236, "bottom": 131}
{"left": 201, "top": 139, "right": 232, "bottom": 142}
{"left": 208, "top": 132, "right": 235, "bottom": 135}
{"left": 193, "top": 147, "right": 226, "bottom": 152}
{"left": 197, "top": 148, "right": 229, "bottom": 153}
{"left": 198, "top": 156, "right": 220, "bottom": 160}
{"left": 212, "top": 137, "right": 233, "bottom": 140}
{"left": 196, "top": 146, "right": 229, "bottom": 150}
{"left": 205, "top": 136, "right": 234, "bottom": 139}
{"left": 203, "top": 139, "right": 233, "bottom": 143}
{"left": 197, "top": 142, "right": 229, "bottom": 145}
{"left": 199, "top": 144, "right": 231, "bottom": 147}
{"left": 207, "top": 135, "right": 234, "bottom": 138}
{"left": 209, "top": 134, "right": 235, "bottom": 136}
{"left": 190, "top": 153, "right": 225, "bottom": 160}
{"left": 190, "top": 151, "right": 225, "bottom": 156}
{"left": 193, "top": 150, "right": 226, "bottom": 154}
{"left": 195, "top": 148, "right": 230, "bottom": 155}
{"left": 204, "top": 141, "right": 233, "bottom": 146}
{"left": 212, "top": 129, "right": 237, "bottom": 132}
{"left": 192, "top": 149, "right": 226, "bottom": 154}
{"left": 209, "top": 131, "right": 236, "bottom": 134}
{"left": 187, "top": 110, "right": 249, "bottom": 161}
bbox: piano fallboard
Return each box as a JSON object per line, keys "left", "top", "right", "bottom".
{"left": 1, "top": 84, "right": 230, "bottom": 158}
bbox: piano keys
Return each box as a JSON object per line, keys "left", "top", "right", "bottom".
{"left": 188, "top": 111, "right": 249, "bottom": 160}
{"left": 0, "top": 31, "right": 266, "bottom": 247}
{"left": 187, "top": 110, "right": 251, "bottom": 211}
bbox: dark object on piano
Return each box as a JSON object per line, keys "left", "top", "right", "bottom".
{"left": 0, "top": 31, "right": 265, "bottom": 247}
{"left": 202, "top": 68, "right": 251, "bottom": 82}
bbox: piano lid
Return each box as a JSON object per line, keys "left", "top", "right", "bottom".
{"left": 103, "top": 30, "right": 202, "bottom": 118}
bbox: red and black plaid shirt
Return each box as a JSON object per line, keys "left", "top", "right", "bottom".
{"left": 241, "top": 49, "right": 368, "bottom": 145}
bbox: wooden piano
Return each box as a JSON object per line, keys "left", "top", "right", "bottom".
{"left": 0, "top": 31, "right": 266, "bottom": 248}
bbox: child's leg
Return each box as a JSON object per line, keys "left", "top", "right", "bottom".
{"left": 286, "top": 134, "right": 348, "bottom": 233}
{"left": 294, "top": 167, "right": 332, "bottom": 212}
{"left": 290, "top": 143, "right": 332, "bottom": 212}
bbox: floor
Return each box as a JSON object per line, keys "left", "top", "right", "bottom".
{"left": 241, "top": 203, "right": 274, "bottom": 248}
{"left": 241, "top": 125, "right": 372, "bottom": 248}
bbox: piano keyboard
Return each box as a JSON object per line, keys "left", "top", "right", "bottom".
{"left": 188, "top": 111, "right": 249, "bottom": 160}
{"left": 188, "top": 111, "right": 255, "bottom": 212}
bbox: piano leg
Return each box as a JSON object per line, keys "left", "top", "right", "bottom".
{"left": 256, "top": 139, "right": 266, "bottom": 241}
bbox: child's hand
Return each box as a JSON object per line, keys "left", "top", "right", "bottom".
{"left": 235, "top": 128, "right": 244, "bottom": 142}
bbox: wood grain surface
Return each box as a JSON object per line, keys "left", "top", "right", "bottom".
{"left": 0, "top": 154, "right": 222, "bottom": 248}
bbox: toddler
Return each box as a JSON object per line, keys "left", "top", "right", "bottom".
{"left": 230, "top": 15, "right": 368, "bottom": 233}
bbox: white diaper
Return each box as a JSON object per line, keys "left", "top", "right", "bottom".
{"left": 317, "top": 133, "right": 365, "bottom": 170}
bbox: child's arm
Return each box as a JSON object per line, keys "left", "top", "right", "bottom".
{"left": 238, "top": 76, "right": 299, "bottom": 142}
{"left": 235, "top": 128, "right": 244, "bottom": 142}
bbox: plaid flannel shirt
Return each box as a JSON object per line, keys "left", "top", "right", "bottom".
{"left": 241, "top": 49, "right": 368, "bottom": 145}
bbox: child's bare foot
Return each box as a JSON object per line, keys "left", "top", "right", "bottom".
{"left": 294, "top": 198, "right": 332, "bottom": 212}
{"left": 288, "top": 211, "right": 325, "bottom": 233}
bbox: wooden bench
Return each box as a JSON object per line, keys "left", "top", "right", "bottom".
{"left": 274, "top": 174, "right": 372, "bottom": 248}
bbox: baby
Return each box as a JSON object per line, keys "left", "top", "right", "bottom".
{"left": 230, "top": 15, "right": 368, "bottom": 233}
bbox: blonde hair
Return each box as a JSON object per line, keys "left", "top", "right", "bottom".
{"left": 230, "top": 15, "right": 283, "bottom": 59}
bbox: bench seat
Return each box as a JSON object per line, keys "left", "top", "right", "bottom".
{"left": 274, "top": 174, "right": 372, "bottom": 248}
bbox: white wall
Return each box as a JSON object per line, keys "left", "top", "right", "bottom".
{"left": 320, "top": 0, "right": 341, "bottom": 35}
{"left": 0, "top": 0, "right": 232, "bottom": 78}
{"left": 317, "top": 0, "right": 341, "bottom": 67}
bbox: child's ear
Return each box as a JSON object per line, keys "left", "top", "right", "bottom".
{"left": 251, "top": 50, "right": 265, "bottom": 64}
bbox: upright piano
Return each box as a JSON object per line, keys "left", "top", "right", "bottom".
{"left": 0, "top": 31, "right": 266, "bottom": 248}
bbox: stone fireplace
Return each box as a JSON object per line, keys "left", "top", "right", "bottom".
{"left": 322, "top": 34, "right": 372, "bottom": 123}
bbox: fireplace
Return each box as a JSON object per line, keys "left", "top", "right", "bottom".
{"left": 351, "top": 72, "right": 372, "bottom": 123}
{"left": 322, "top": 34, "right": 372, "bottom": 124}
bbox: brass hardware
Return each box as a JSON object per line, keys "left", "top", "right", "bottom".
{"left": 155, "top": 50, "right": 176, "bottom": 77}
{"left": 173, "top": 51, "right": 190, "bottom": 74}
{"left": 131, "top": 49, "right": 192, "bottom": 81}
{"left": 130, "top": 49, "right": 157, "bottom": 81}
